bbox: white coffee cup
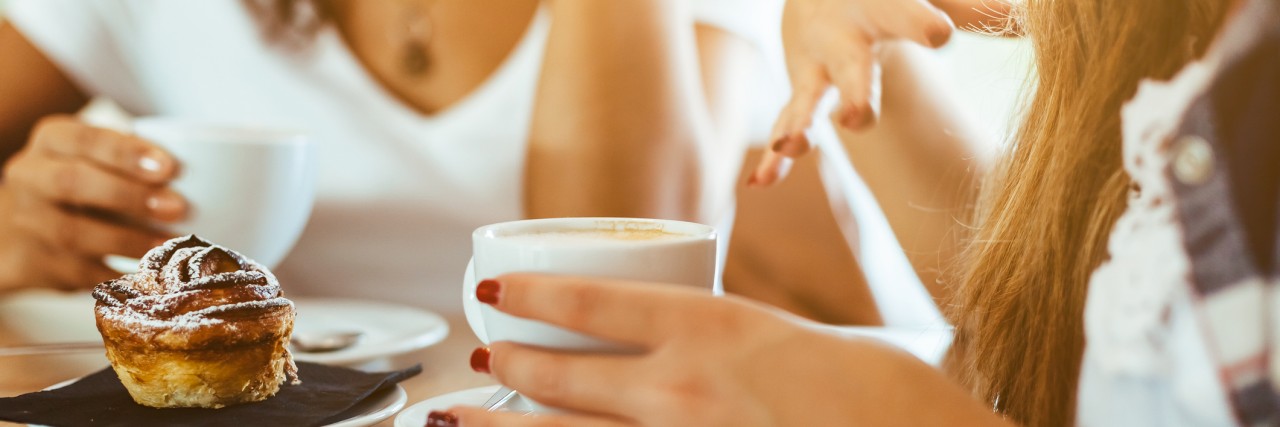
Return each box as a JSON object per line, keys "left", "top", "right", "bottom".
{"left": 462, "top": 218, "right": 717, "bottom": 413}
{"left": 110, "top": 118, "right": 316, "bottom": 270}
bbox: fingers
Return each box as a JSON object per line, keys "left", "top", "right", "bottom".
{"left": 824, "top": 34, "right": 880, "bottom": 132}
{"left": 482, "top": 273, "right": 703, "bottom": 348}
{"left": 484, "top": 342, "right": 639, "bottom": 417}
{"left": 875, "top": 0, "right": 954, "bottom": 48}
{"left": 29, "top": 115, "right": 178, "bottom": 183}
{"left": 4, "top": 151, "right": 187, "bottom": 221}
{"left": 21, "top": 242, "right": 119, "bottom": 290}
{"left": 11, "top": 196, "right": 169, "bottom": 258}
{"left": 448, "top": 406, "right": 631, "bottom": 427}
{"left": 45, "top": 253, "right": 118, "bottom": 290}
{"left": 746, "top": 151, "right": 794, "bottom": 188}
{"left": 754, "top": 61, "right": 824, "bottom": 187}
{"left": 770, "top": 62, "right": 826, "bottom": 156}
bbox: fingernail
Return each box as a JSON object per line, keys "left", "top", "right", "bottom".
{"left": 772, "top": 134, "right": 810, "bottom": 157}
{"left": 770, "top": 135, "right": 795, "bottom": 154}
{"left": 470, "top": 347, "right": 491, "bottom": 374}
{"left": 769, "top": 136, "right": 788, "bottom": 153}
{"left": 839, "top": 105, "right": 869, "bottom": 131}
{"left": 746, "top": 174, "right": 761, "bottom": 187}
{"left": 929, "top": 30, "right": 950, "bottom": 48}
{"left": 426, "top": 411, "right": 459, "bottom": 427}
{"left": 146, "top": 191, "right": 187, "bottom": 220}
{"left": 928, "top": 12, "right": 955, "bottom": 47}
{"left": 138, "top": 150, "right": 168, "bottom": 175}
{"left": 476, "top": 279, "right": 501, "bottom": 305}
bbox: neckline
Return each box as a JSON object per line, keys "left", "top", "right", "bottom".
{"left": 318, "top": 8, "right": 548, "bottom": 124}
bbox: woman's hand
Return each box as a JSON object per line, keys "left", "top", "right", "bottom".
{"left": 440, "top": 273, "right": 1006, "bottom": 426}
{"left": 0, "top": 115, "right": 184, "bottom": 291}
{"left": 752, "top": 0, "right": 1016, "bottom": 187}
{"left": 751, "top": 0, "right": 954, "bottom": 187}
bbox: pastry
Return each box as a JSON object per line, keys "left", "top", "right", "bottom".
{"left": 92, "top": 235, "right": 299, "bottom": 408}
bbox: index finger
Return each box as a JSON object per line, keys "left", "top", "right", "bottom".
{"left": 481, "top": 273, "right": 709, "bottom": 348}
{"left": 30, "top": 116, "right": 177, "bottom": 182}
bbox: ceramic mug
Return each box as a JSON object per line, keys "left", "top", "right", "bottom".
{"left": 107, "top": 118, "right": 316, "bottom": 271}
{"left": 462, "top": 218, "right": 718, "bottom": 409}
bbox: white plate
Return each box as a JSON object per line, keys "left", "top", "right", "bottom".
{"left": 396, "top": 385, "right": 536, "bottom": 427}
{"left": 325, "top": 384, "right": 409, "bottom": 427}
{"left": 35, "top": 380, "right": 407, "bottom": 427}
{"left": 291, "top": 298, "right": 450, "bottom": 366}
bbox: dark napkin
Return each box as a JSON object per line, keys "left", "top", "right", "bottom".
{"left": 0, "top": 361, "right": 421, "bottom": 427}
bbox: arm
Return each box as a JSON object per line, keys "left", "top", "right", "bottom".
{"left": 0, "top": 22, "right": 180, "bottom": 291}
{"left": 834, "top": 43, "right": 987, "bottom": 302}
{"left": 0, "top": 22, "right": 89, "bottom": 161}
{"left": 525, "top": 1, "right": 753, "bottom": 224}
{"left": 753, "top": 0, "right": 1013, "bottom": 187}
{"left": 725, "top": 147, "right": 883, "bottom": 325}
{"left": 447, "top": 273, "right": 1013, "bottom": 426}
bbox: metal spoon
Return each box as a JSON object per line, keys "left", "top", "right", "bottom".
{"left": 289, "top": 330, "right": 363, "bottom": 353}
{"left": 482, "top": 386, "right": 518, "bottom": 411}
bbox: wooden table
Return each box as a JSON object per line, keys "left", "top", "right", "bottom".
{"left": 0, "top": 313, "right": 494, "bottom": 427}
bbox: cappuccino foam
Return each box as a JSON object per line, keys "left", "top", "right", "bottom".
{"left": 504, "top": 228, "right": 691, "bottom": 244}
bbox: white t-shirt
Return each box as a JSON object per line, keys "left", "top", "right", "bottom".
{"left": 7, "top": 0, "right": 774, "bottom": 314}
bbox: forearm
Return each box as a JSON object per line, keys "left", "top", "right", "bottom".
{"left": 526, "top": 0, "right": 722, "bottom": 223}
{"left": 768, "top": 324, "right": 1011, "bottom": 426}
{"left": 836, "top": 42, "right": 987, "bottom": 301}
{"left": 839, "top": 336, "right": 1012, "bottom": 426}
{"left": 0, "top": 22, "right": 88, "bottom": 165}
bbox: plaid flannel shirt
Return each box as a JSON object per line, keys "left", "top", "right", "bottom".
{"left": 1172, "top": 1, "right": 1280, "bottom": 424}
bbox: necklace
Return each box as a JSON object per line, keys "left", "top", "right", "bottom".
{"left": 400, "top": 1, "right": 435, "bottom": 77}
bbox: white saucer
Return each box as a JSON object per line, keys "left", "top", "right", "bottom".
{"left": 325, "top": 384, "right": 409, "bottom": 427}
{"left": 35, "top": 380, "right": 407, "bottom": 427}
{"left": 291, "top": 298, "right": 450, "bottom": 366}
{"left": 395, "top": 385, "right": 536, "bottom": 427}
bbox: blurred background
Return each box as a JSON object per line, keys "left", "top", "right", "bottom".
{"left": 0, "top": 1, "right": 1033, "bottom": 326}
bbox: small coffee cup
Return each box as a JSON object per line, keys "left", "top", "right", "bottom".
{"left": 107, "top": 118, "right": 316, "bottom": 271}
{"left": 462, "top": 218, "right": 718, "bottom": 411}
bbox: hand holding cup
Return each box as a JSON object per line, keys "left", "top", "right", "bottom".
{"left": 0, "top": 115, "right": 183, "bottom": 290}
{"left": 461, "top": 218, "right": 718, "bottom": 412}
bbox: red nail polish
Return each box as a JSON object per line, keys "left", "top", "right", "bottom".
{"left": 476, "top": 279, "right": 501, "bottom": 305}
{"left": 928, "top": 28, "right": 951, "bottom": 48}
{"left": 770, "top": 136, "right": 788, "bottom": 153}
{"left": 426, "top": 410, "right": 459, "bottom": 427}
{"left": 841, "top": 106, "right": 866, "bottom": 131}
{"left": 470, "top": 347, "right": 491, "bottom": 374}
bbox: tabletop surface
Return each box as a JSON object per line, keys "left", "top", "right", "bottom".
{"left": 0, "top": 296, "right": 952, "bottom": 427}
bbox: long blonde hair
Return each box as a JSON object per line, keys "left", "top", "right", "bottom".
{"left": 946, "top": 1, "right": 1228, "bottom": 425}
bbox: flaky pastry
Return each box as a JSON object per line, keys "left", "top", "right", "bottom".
{"left": 93, "top": 235, "right": 299, "bottom": 408}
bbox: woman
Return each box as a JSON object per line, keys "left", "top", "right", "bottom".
{"left": 439, "top": 0, "right": 1275, "bottom": 425}
{"left": 0, "top": 0, "right": 763, "bottom": 311}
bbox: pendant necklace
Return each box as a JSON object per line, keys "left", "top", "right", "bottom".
{"left": 400, "top": 0, "right": 436, "bottom": 77}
